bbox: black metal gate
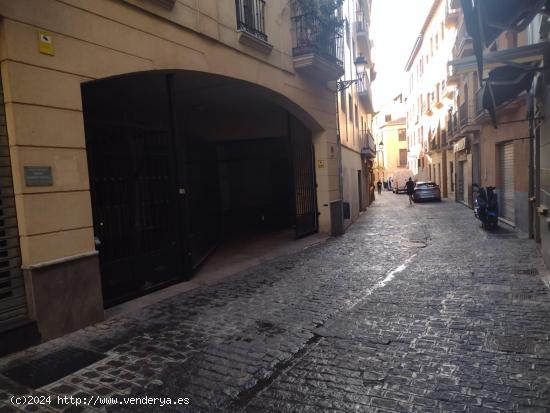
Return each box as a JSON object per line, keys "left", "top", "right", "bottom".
{"left": 83, "top": 73, "right": 319, "bottom": 305}
{"left": 82, "top": 75, "right": 186, "bottom": 306}
{"left": 289, "top": 116, "right": 318, "bottom": 238}
{"left": 185, "top": 141, "right": 222, "bottom": 269}
{"left": 0, "top": 77, "right": 26, "bottom": 330}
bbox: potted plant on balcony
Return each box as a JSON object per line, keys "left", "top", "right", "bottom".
{"left": 291, "top": 0, "right": 344, "bottom": 58}
{"left": 292, "top": 0, "right": 343, "bottom": 23}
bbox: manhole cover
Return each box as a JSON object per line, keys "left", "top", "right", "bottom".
{"left": 2, "top": 347, "right": 105, "bottom": 389}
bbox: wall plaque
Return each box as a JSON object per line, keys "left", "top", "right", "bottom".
{"left": 38, "top": 32, "right": 54, "bottom": 56}
{"left": 24, "top": 166, "right": 53, "bottom": 187}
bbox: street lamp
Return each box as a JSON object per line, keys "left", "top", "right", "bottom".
{"left": 336, "top": 55, "right": 368, "bottom": 91}
{"left": 376, "top": 139, "right": 384, "bottom": 181}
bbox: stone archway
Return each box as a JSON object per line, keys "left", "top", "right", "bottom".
{"left": 81, "top": 70, "right": 323, "bottom": 305}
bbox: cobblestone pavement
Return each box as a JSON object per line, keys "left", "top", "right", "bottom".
{"left": 1, "top": 193, "right": 550, "bottom": 412}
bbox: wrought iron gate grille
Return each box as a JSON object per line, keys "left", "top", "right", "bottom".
{"left": 83, "top": 75, "right": 185, "bottom": 306}
{"left": 0, "top": 79, "right": 26, "bottom": 330}
{"left": 290, "top": 116, "right": 318, "bottom": 238}
{"left": 86, "top": 121, "right": 184, "bottom": 305}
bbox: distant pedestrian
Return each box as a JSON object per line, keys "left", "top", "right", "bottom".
{"left": 405, "top": 177, "right": 415, "bottom": 205}
{"left": 388, "top": 177, "right": 393, "bottom": 191}
{"left": 377, "top": 180, "right": 382, "bottom": 195}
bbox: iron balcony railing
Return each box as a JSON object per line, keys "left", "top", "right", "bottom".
{"left": 453, "top": 111, "right": 458, "bottom": 130}
{"left": 448, "top": 110, "right": 458, "bottom": 134}
{"left": 475, "top": 88, "right": 485, "bottom": 116}
{"left": 441, "top": 129, "right": 448, "bottom": 147}
{"left": 356, "top": 10, "right": 367, "bottom": 33}
{"left": 360, "top": 130, "right": 376, "bottom": 158}
{"left": 445, "top": 0, "right": 459, "bottom": 21}
{"left": 459, "top": 101, "right": 468, "bottom": 128}
{"left": 367, "top": 131, "right": 375, "bottom": 152}
{"left": 454, "top": 20, "right": 473, "bottom": 57}
{"left": 292, "top": 14, "right": 344, "bottom": 68}
{"left": 236, "top": 0, "right": 267, "bottom": 43}
{"left": 430, "top": 138, "right": 440, "bottom": 151}
{"left": 357, "top": 75, "right": 369, "bottom": 94}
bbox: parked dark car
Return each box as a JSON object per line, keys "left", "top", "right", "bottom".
{"left": 413, "top": 181, "right": 441, "bottom": 202}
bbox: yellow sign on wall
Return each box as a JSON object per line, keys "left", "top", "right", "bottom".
{"left": 38, "top": 32, "right": 54, "bottom": 56}
{"left": 317, "top": 160, "right": 326, "bottom": 169}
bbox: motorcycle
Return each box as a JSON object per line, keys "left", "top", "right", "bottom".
{"left": 473, "top": 184, "right": 499, "bottom": 229}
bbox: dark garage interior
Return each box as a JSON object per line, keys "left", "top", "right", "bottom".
{"left": 81, "top": 71, "right": 318, "bottom": 306}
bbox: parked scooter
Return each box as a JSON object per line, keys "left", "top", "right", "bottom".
{"left": 473, "top": 184, "right": 498, "bottom": 229}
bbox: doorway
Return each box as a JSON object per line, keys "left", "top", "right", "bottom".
{"left": 82, "top": 71, "right": 319, "bottom": 306}
{"left": 499, "top": 142, "right": 515, "bottom": 222}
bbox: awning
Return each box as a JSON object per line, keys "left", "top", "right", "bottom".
{"left": 450, "top": 43, "right": 545, "bottom": 128}
{"left": 482, "top": 63, "right": 536, "bottom": 126}
{"left": 459, "top": 0, "right": 546, "bottom": 82}
{"left": 450, "top": 43, "right": 547, "bottom": 75}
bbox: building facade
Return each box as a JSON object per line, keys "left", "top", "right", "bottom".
{"left": 373, "top": 95, "right": 407, "bottom": 182}
{"left": 404, "top": 0, "right": 458, "bottom": 197}
{"left": 527, "top": 12, "right": 550, "bottom": 269}
{"left": 0, "top": 0, "right": 354, "bottom": 353}
{"left": 337, "top": 0, "right": 376, "bottom": 228}
{"left": 449, "top": 5, "right": 542, "bottom": 230}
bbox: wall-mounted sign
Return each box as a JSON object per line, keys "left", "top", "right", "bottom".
{"left": 24, "top": 166, "right": 53, "bottom": 187}
{"left": 317, "top": 160, "right": 326, "bottom": 169}
{"left": 454, "top": 137, "right": 468, "bottom": 153}
{"left": 38, "top": 32, "right": 54, "bottom": 56}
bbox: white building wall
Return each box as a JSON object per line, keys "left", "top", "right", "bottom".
{"left": 404, "top": 1, "right": 457, "bottom": 180}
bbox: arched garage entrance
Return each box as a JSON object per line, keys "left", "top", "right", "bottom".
{"left": 81, "top": 71, "right": 320, "bottom": 306}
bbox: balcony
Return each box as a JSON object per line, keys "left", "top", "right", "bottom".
{"left": 448, "top": 111, "right": 459, "bottom": 136}
{"left": 434, "top": 92, "right": 443, "bottom": 109}
{"left": 422, "top": 101, "right": 433, "bottom": 117}
{"left": 441, "top": 80, "right": 455, "bottom": 99}
{"left": 459, "top": 101, "right": 468, "bottom": 128}
{"left": 361, "top": 130, "right": 376, "bottom": 159}
{"left": 453, "top": 21, "right": 474, "bottom": 58}
{"left": 445, "top": 0, "right": 459, "bottom": 27}
{"left": 429, "top": 138, "right": 440, "bottom": 151}
{"left": 357, "top": 76, "right": 374, "bottom": 114}
{"left": 446, "top": 63, "right": 461, "bottom": 86}
{"left": 355, "top": 10, "right": 370, "bottom": 57}
{"left": 236, "top": 0, "right": 272, "bottom": 53}
{"left": 292, "top": 14, "right": 345, "bottom": 81}
{"left": 441, "top": 129, "right": 448, "bottom": 147}
{"left": 475, "top": 88, "right": 485, "bottom": 117}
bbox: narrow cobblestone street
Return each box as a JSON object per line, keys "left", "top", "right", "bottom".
{"left": 1, "top": 193, "right": 550, "bottom": 412}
